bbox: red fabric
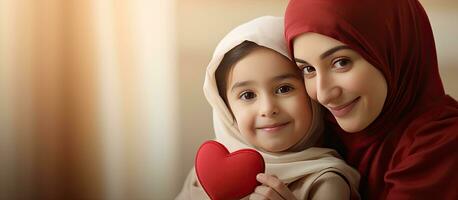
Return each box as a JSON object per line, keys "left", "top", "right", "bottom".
{"left": 195, "top": 141, "right": 265, "bottom": 200}
{"left": 284, "top": 0, "right": 458, "bottom": 199}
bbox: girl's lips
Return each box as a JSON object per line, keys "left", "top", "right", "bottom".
{"left": 328, "top": 97, "right": 360, "bottom": 118}
{"left": 257, "top": 122, "right": 290, "bottom": 132}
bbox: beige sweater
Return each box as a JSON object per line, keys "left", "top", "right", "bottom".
{"left": 176, "top": 167, "right": 355, "bottom": 200}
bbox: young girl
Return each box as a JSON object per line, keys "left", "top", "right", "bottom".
{"left": 177, "top": 16, "right": 360, "bottom": 200}
{"left": 284, "top": 0, "right": 458, "bottom": 199}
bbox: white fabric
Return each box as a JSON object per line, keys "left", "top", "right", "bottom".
{"left": 177, "top": 16, "right": 360, "bottom": 200}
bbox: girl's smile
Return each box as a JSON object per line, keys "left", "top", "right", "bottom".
{"left": 256, "top": 121, "right": 291, "bottom": 133}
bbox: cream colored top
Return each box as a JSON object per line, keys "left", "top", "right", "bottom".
{"left": 176, "top": 168, "right": 352, "bottom": 200}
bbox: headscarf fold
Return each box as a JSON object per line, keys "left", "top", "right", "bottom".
{"left": 177, "top": 16, "right": 360, "bottom": 200}
{"left": 285, "top": 0, "right": 458, "bottom": 199}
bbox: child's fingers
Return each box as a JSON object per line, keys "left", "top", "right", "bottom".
{"left": 249, "top": 192, "right": 269, "bottom": 200}
{"left": 250, "top": 185, "right": 283, "bottom": 200}
{"left": 256, "top": 173, "right": 297, "bottom": 200}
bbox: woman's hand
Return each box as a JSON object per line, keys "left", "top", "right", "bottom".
{"left": 248, "top": 173, "right": 298, "bottom": 200}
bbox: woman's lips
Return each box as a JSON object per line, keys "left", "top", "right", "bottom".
{"left": 257, "top": 122, "right": 290, "bottom": 132}
{"left": 328, "top": 97, "right": 360, "bottom": 118}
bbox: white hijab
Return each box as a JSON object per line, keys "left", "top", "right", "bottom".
{"left": 177, "top": 16, "right": 360, "bottom": 200}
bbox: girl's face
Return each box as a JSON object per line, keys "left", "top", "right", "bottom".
{"left": 226, "top": 47, "right": 312, "bottom": 152}
{"left": 293, "top": 33, "right": 387, "bottom": 133}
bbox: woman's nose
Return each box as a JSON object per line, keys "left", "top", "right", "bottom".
{"left": 316, "top": 75, "right": 341, "bottom": 105}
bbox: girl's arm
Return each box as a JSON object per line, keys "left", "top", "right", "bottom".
{"left": 309, "top": 172, "right": 351, "bottom": 200}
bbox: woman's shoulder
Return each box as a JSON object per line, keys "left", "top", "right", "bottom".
{"left": 390, "top": 95, "right": 457, "bottom": 170}
{"left": 402, "top": 95, "right": 457, "bottom": 141}
{"left": 383, "top": 96, "right": 458, "bottom": 199}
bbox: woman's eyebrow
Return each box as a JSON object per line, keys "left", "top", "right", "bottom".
{"left": 320, "top": 45, "right": 351, "bottom": 59}
{"left": 294, "top": 45, "right": 351, "bottom": 64}
{"left": 294, "top": 58, "right": 309, "bottom": 64}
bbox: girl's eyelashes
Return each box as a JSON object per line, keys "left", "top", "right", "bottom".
{"left": 237, "top": 84, "right": 294, "bottom": 101}
{"left": 239, "top": 91, "right": 256, "bottom": 100}
{"left": 276, "top": 85, "right": 295, "bottom": 94}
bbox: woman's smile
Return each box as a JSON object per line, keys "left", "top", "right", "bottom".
{"left": 327, "top": 97, "right": 360, "bottom": 118}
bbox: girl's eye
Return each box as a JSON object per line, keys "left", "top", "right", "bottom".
{"left": 333, "top": 58, "right": 351, "bottom": 68}
{"left": 240, "top": 92, "right": 256, "bottom": 100}
{"left": 276, "top": 85, "right": 294, "bottom": 94}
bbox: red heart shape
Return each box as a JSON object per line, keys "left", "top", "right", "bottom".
{"left": 195, "top": 140, "right": 265, "bottom": 200}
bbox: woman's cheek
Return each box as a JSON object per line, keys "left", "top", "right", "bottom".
{"left": 304, "top": 80, "right": 318, "bottom": 100}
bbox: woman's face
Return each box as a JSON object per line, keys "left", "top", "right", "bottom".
{"left": 293, "top": 33, "right": 387, "bottom": 133}
{"left": 226, "top": 47, "right": 312, "bottom": 152}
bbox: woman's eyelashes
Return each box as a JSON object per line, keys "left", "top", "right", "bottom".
{"left": 301, "top": 65, "right": 316, "bottom": 76}
{"left": 298, "top": 57, "right": 353, "bottom": 78}
{"left": 297, "top": 63, "right": 316, "bottom": 78}
{"left": 332, "top": 57, "right": 352, "bottom": 70}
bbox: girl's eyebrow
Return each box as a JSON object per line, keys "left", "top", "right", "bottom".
{"left": 271, "top": 73, "right": 301, "bottom": 82}
{"left": 231, "top": 80, "right": 254, "bottom": 93}
{"left": 294, "top": 45, "right": 351, "bottom": 64}
{"left": 230, "top": 73, "right": 300, "bottom": 92}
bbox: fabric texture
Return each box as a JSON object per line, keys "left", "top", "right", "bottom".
{"left": 177, "top": 16, "right": 360, "bottom": 200}
{"left": 284, "top": 0, "right": 458, "bottom": 199}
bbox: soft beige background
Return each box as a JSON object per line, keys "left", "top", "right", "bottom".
{"left": 0, "top": 0, "right": 455, "bottom": 199}
{"left": 176, "top": 0, "right": 458, "bottom": 196}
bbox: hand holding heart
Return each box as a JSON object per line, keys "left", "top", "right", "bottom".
{"left": 195, "top": 140, "right": 297, "bottom": 200}
{"left": 249, "top": 173, "right": 298, "bottom": 200}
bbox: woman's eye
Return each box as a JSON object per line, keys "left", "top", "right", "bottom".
{"left": 276, "top": 85, "right": 294, "bottom": 94}
{"left": 240, "top": 92, "right": 256, "bottom": 100}
{"left": 302, "top": 66, "right": 316, "bottom": 75}
{"left": 333, "top": 58, "right": 351, "bottom": 68}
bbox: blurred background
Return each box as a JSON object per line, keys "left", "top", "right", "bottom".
{"left": 0, "top": 0, "right": 456, "bottom": 199}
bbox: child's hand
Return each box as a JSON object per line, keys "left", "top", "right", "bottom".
{"left": 248, "top": 173, "right": 298, "bottom": 200}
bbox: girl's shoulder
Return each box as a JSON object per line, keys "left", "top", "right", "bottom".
{"left": 308, "top": 172, "right": 351, "bottom": 200}
{"left": 290, "top": 171, "right": 356, "bottom": 200}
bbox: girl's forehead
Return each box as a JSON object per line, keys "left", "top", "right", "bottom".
{"left": 235, "top": 49, "right": 294, "bottom": 72}
{"left": 228, "top": 65, "right": 300, "bottom": 91}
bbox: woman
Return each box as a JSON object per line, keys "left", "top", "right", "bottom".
{"left": 284, "top": 0, "right": 458, "bottom": 199}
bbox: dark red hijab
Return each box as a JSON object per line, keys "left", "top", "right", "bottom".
{"left": 285, "top": 0, "right": 458, "bottom": 199}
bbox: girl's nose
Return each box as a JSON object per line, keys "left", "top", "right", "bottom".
{"left": 260, "top": 96, "right": 279, "bottom": 117}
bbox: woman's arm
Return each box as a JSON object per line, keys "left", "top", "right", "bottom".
{"left": 309, "top": 172, "right": 351, "bottom": 200}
